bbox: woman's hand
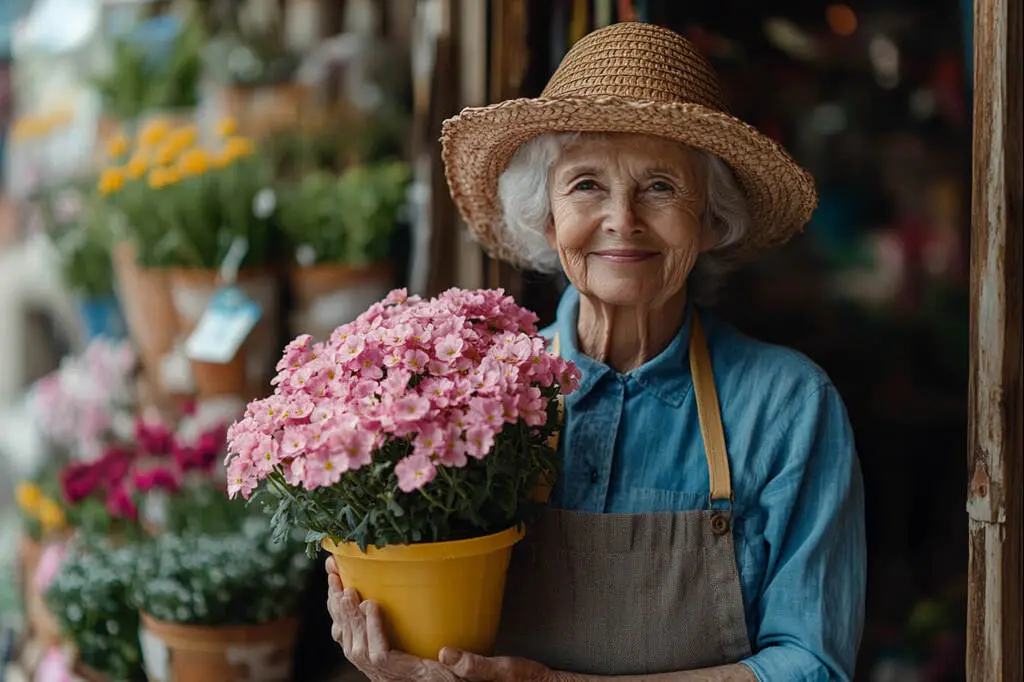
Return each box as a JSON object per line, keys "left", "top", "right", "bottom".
{"left": 326, "top": 556, "right": 462, "bottom": 682}
{"left": 439, "top": 649, "right": 561, "bottom": 682}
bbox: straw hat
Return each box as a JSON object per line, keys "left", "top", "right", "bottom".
{"left": 441, "top": 22, "right": 818, "bottom": 267}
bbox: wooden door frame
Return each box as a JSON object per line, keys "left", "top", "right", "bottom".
{"left": 966, "top": 0, "right": 1022, "bottom": 679}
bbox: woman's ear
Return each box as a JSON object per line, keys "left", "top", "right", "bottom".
{"left": 544, "top": 216, "right": 557, "bottom": 250}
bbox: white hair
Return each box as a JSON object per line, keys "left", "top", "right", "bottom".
{"left": 495, "top": 132, "right": 751, "bottom": 305}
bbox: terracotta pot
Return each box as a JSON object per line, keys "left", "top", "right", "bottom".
{"left": 220, "top": 83, "right": 311, "bottom": 140}
{"left": 168, "top": 268, "right": 281, "bottom": 388}
{"left": 289, "top": 262, "right": 394, "bottom": 340}
{"left": 139, "top": 614, "right": 298, "bottom": 682}
{"left": 189, "top": 352, "right": 248, "bottom": 400}
{"left": 74, "top": 661, "right": 114, "bottom": 682}
{"left": 19, "top": 535, "right": 63, "bottom": 648}
{"left": 111, "top": 242, "right": 178, "bottom": 392}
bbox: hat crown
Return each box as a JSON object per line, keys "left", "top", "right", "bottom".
{"left": 541, "top": 22, "right": 726, "bottom": 111}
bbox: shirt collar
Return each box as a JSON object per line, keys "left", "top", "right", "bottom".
{"left": 552, "top": 286, "right": 694, "bottom": 408}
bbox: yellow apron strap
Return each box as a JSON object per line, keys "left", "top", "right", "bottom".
{"left": 549, "top": 333, "right": 565, "bottom": 451}
{"left": 689, "top": 312, "right": 733, "bottom": 503}
{"left": 549, "top": 316, "right": 732, "bottom": 504}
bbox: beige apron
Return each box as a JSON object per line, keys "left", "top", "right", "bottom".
{"left": 495, "top": 312, "right": 753, "bottom": 676}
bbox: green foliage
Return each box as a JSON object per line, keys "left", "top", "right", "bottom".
{"left": 277, "top": 161, "right": 410, "bottom": 267}
{"left": 45, "top": 539, "right": 147, "bottom": 682}
{"left": 258, "top": 391, "right": 562, "bottom": 556}
{"left": 40, "top": 190, "right": 118, "bottom": 297}
{"left": 94, "top": 16, "right": 204, "bottom": 121}
{"left": 130, "top": 518, "right": 311, "bottom": 626}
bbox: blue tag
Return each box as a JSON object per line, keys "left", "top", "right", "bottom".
{"left": 185, "top": 286, "right": 262, "bottom": 364}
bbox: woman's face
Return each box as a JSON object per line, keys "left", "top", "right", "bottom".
{"left": 546, "top": 134, "right": 713, "bottom": 309}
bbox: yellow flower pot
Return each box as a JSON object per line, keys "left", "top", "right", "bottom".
{"left": 322, "top": 525, "right": 525, "bottom": 660}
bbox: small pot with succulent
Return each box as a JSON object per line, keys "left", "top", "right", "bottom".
{"left": 44, "top": 538, "right": 148, "bottom": 682}
{"left": 279, "top": 160, "right": 409, "bottom": 340}
{"left": 131, "top": 518, "right": 311, "bottom": 682}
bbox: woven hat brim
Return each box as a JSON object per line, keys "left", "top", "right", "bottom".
{"left": 441, "top": 96, "right": 818, "bottom": 268}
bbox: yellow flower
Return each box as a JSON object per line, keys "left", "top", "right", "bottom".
{"left": 171, "top": 125, "right": 198, "bottom": 150}
{"left": 217, "top": 116, "right": 239, "bottom": 137}
{"left": 177, "top": 147, "right": 211, "bottom": 177}
{"left": 107, "top": 133, "right": 130, "bottom": 158}
{"left": 222, "top": 136, "right": 255, "bottom": 162}
{"left": 98, "top": 167, "right": 126, "bottom": 195}
{"left": 16, "top": 483, "right": 43, "bottom": 514}
{"left": 37, "top": 498, "right": 66, "bottom": 532}
{"left": 126, "top": 153, "right": 149, "bottom": 180}
{"left": 138, "top": 119, "right": 173, "bottom": 148}
{"left": 148, "top": 167, "right": 168, "bottom": 189}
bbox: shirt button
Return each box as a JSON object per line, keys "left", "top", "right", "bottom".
{"left": 590, "top": 468, "right": 599, "bottom": 484}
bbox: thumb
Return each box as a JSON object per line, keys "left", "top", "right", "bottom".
{"left": 439, "top": 648, "right": 511, "bottom": 681}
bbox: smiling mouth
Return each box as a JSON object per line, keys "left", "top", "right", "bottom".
{"left": 591, "top": 250, "right": 659, "bottom": 263}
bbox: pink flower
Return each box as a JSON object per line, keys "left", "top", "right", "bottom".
{"left": 468, "top": 396, "right": 503, "bottom": 429}
{"left": 403, "top": 348, "right": 430, "bottom": 373}
{"left": 227, "top": 455, "right": 258, "bottom": 499}
{"left": 518, "top": 386, "right": 547, "bottom": 426}
{"left": 34, "top": 543, "right": 67, "bottom": 592}
{"left": 281, "top": 425, "right": 309, "bottom": 456}
{"left": 393, "top": 395, "right": 430, "bottom": 423}
{"left": 395, "top": 453, "right": 436, "bottom": 492}
{"left": 436, "top": 427, "right": 468, "bottom": 468}
{"left": 414, "top": 424, "right": 445, "bottom": 457}
{"left": 465, "top": 424, "right": 497, "bottom": 459}
{"left": 435, "top": 334, "right": 465, "bottom": 363}
{"left": 277, "top": 334, "right": 314, "bottom": 371}
{"left": 303, "top": 451, "right": 344, "bottom": 489}
{"left": 330, "top": 428, "right": 374, "bottom": 471}
{"left": 251, "top": 435, "right": 281, "bottom": 474}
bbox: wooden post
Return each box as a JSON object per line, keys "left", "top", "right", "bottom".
{"left": 966, "top": 0, "right": 1022, "bottom": 678}
{"left": 483, "top": 0, "right": 529, "bottom": 299}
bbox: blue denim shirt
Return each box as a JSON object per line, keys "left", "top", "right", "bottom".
{"left": 543, "top": 286, "right": 866, "bottom": 682}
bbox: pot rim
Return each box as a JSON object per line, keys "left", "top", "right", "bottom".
{"left": 322, "top": 524, "right": 525, "bottom": 562}
{"left": 139, "top": 612, "right": 299, "bottom": 651}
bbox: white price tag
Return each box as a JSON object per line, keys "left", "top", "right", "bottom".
{"left": 185, "top": 286, "right": 262, "bottom": 364}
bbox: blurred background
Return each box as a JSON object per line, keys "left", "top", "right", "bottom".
{"left": 0, "top": 1, "right": 972, "bottom": 681}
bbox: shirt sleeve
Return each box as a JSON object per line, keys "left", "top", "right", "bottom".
{"left": 739, "top": 383, "right": 867, "bottom": 682}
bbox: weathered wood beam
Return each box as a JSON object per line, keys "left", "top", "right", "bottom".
{"left": 966, "top": 0, "right": 1023, "bottom": 678}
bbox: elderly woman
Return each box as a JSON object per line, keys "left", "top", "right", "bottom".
{"left": 326, "top": 22, "right": 865, "bottom": 682}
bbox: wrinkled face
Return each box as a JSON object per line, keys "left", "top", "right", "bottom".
{"left": 546, "top": 134, "right": 713, "bottom": 308}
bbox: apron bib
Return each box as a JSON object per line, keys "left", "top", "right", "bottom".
{"left": 495, "top": 312, "right": 753, "bottom": 675}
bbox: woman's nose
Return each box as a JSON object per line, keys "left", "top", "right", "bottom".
{"left": 602, "top": 193, "right": 643, "bottom": 236}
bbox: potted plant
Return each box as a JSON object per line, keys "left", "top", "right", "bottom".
{"left": 15, "top": 474, "right": 70, "bottom": 649}
{"left": 280, "top": 161, "right": 409, "bottom": 340}
{"left": 35, "top": 184, "right": 126, "bottom": 341}
{"left": 223, "top": 288, "right": 580, "bottom": 658}
{"left": 131, "top": 518, "right": 311, "bottom": 682}
{"left": 101, "top": 118, "right": 283, "bottom": 398}
{"left": 29, "top": 338, "right": 138, "bottom": 463}
{"left": 44, "top": 538, "right": 148, "bottom": 682}
{"left": 101, "top": 122, "right": 186, "bottom": 395}
{"left": 92, "top": 14, "right": 203, "bottom": 126}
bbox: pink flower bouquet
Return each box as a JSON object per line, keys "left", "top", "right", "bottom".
{"left": 225, "top": 288, "right": 580, "bottom": 552}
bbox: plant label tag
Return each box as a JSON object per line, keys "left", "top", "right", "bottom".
{"left": 185, "top": 286, "right": 262, "bottom": 364}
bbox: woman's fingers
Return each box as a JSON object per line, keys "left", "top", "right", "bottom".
{"left": 325, "top": 555, "right": 339, "bottom": 576}
{"left": 343, "top": 588, "right": 368, "bottom": 662}
{"left": 363, "top": 600, "right": 390, "bottom": 665}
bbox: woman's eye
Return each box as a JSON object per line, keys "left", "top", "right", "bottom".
{"left": 572, "top": 179, "right": 598, "bottom": 192}
{"left": 649, "top": 181, "right": 674, "bottom": 193}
